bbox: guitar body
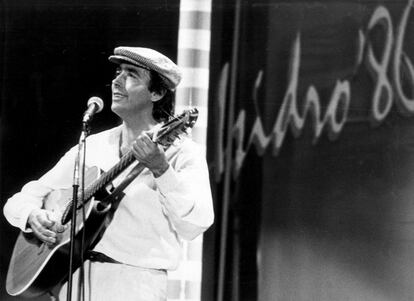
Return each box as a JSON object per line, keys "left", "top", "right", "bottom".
{"left": 6, "top": 166, "right": 113, "bottom": 298}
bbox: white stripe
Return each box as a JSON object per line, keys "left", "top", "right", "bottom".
{"left": 180, "top": 0, "right": 212, "bottom": 12}
{"left": 172, "top": 1, "right": 211, "bottom": 300}
{"left": 178, "top": 29, "right": 211, "bottom": 51}
{"left": 175, "top": 87, "right": 209, "bottom": 107}
{"left": 178, "top": 67, "right": 210, "bottom": 89}
{"left": 169, "top": 299, "right": 202, "bottom": 301}
{"left": 178, "top": 49, "right": 210, "bottom": 68}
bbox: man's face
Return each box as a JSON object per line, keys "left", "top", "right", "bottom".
{"left": 111, "top": 63, "right": 153, "bottom": 117}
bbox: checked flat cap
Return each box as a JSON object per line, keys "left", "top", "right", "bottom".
{"left": 109, "top": 46, "right": 182, "bottom": 90}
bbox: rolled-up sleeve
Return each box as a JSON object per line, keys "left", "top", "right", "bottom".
{"left": 155, "top": 141, "right": 214, "bottom": 241}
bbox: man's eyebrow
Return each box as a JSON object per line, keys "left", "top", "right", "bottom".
{"left": 124, "top": 66, "right": 141, "bottom": 75}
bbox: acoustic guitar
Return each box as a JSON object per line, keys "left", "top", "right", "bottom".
{"left": 6, "top": 108, "right": 198, "bottom": 298}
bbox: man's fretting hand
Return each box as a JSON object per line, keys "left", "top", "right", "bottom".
{"left": 131, "top": 133, "right": 169, "bottom": 177}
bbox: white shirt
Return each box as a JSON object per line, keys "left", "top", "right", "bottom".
{"left": 3, "top": 125, "right": 214, "bottom": 270}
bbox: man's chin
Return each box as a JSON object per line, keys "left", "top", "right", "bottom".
{"left": 111, "top": 103, "right": 125, "bottom": 116}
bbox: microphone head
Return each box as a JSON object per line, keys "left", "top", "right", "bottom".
{"left": 87, "top": 96, "right": 104, "bottom": 113}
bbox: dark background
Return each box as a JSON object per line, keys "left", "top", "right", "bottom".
{"left": 207, "top": 0, "right": 414, "bottom": 300}
{"left": 0, "top": 1, "right": 179, "bottom": 300}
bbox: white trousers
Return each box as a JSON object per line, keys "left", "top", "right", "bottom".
{"left": 55, "top": 260, "right": 167, "bottom": 301}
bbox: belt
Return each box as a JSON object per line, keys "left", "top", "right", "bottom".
{"left": 85, "top": 251, "right": 120, "bottom": 264}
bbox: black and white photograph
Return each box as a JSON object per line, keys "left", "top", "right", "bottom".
{"left": 1, "top": 0, "right": 414, "bottom": 300}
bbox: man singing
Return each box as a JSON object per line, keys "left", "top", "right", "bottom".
{"left": 3, "top": 47, "right": 214, "bottom": 300}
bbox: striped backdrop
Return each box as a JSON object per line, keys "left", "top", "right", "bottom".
{"left": 168, "top": 1, "right": 212, "bottom": 301}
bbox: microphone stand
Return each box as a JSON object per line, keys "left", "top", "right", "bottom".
{"left": 67, "top": 121, "right": 89, "bottom": 301}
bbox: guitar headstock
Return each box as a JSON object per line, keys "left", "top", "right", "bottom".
{"left": 154, "top": 108, "right": 199, "bottom": 147}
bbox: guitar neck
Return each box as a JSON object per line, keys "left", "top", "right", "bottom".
{"left": 61, "top": 151, "right": 136, "bottom": 224}
{"left": 83, "top": 150, "right": 136, "bottom": 201}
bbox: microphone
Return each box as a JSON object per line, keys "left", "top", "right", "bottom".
{"left": 83, "top": 96, "right": 104, "bottom": 123}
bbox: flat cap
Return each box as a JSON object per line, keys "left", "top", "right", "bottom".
{"left": 109, "top": 47, "right": 182, "bottom": 90}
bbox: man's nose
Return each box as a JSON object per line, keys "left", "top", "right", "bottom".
{"left": 113, "top": 71, "right": 126, "bottom": 85}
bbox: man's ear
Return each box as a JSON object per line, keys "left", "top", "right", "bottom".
{"left": 151, "top": 89, "right": 167, "bottom": 102}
